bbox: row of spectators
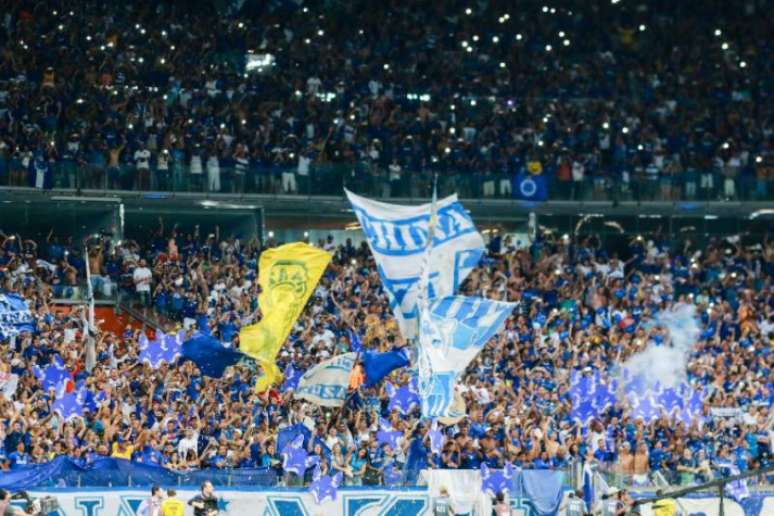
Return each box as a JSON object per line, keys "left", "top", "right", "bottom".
{"left": 0, "top": 1, "right": 771, "bottom": 200}
{"left": 1, "top": 218, "right": 772, "bottom": 488}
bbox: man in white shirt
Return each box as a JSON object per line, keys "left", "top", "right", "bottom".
{"left": 134, "top": 145, "right": 151, "bottom": 190}
{"left": 133, "top": 259, "right": 152, "bottom": 307}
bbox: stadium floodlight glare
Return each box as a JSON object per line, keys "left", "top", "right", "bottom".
{"left": 714, "top": 29, "right": 722, "bottom": 36}
{"left": 492, "top": 36, "right": 499, "bottom": 43}
{"left": 639, "top": 24, "right": 646, "bottom": 31}
{"left": 542, "top": 6, "right": 549, "bottom": 13}
{"left": 545, "top": 44, "right": 552, "bottom": 52}
{"left": 721, "top": 42, "right": 729, "bottom": 50}
{"left": 516, "top": 33, "right": 523, "bottom": 40}
{"left": 499, "top": 62, "right": 506, "bottom": 68}
{"left": 755, "top": 156, "right": 763, "bottom": 163}
{"left": 383, "top": 64, "right": 390, "bottom": 70}
{"left": 470, "top": 99, "right": 477, "bottom": 106}
{"left": 563, "top": 39, "right": 571, "bottom": 46}
{"left": 461, "top": 41, "right": 468, "bottom": 48}
{"left": 472, "top": 35, "right": 479, "bottom": 42}
{"left": 465, "top": 7, "right": 472, "bottom": 15}
{"left": 317, "top": 29, "right": 324, "bottom": 36}
{"left": 739, "top": 61, "right": 747, "bottom": 68}
{"left": 602, "top": 122, "right": 609, "bottom": 129}
{"left": 558, "top": 31, "right": 565, "bottom": 37}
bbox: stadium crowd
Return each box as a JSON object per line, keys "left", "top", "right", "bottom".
{"left": 0, "top": 0, "right": 771, "bottom": 200}
{"left": 1, "top": 220, "right": 772, "bottom": 489}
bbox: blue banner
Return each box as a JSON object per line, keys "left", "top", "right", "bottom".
{"left": 0, "top": 456, "right": 276, "bottom": 489}
{"left": 514, "top": 173, "right": 548, "bottom": 201}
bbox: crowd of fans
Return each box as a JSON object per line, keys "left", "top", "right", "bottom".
{"left": 1, "top": 219, "right": 772, "bottom": 490}
{"left": 0, "top": 0, "right": 771, "bottom": 200}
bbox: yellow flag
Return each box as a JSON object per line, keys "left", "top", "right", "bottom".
{"left": 240, "top": 242, "right": 331, "bottom": 392}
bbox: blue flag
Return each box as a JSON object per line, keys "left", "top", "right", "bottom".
{"left": 280, "top": 434, "right": 320, "bottom": 476}
{"left": 514, "top": 173, "right": 548, "bottom": 201}
{"left": 281, "top": 363, "right": 303, "bottom": 392}
{"left": 481, "top": 463, "right": 516, "bottom": 497}
{"left": 277, "top": 424, "right": 311, "bottom": 456}
{"left": 33, "top": 355, "right": 69, "bottom": 393}
{"left": 0, "top": 293, "right": 35, "bottom": 339}
{"left": 309, "top": 465, "right": 342, "bottom": 504}
{"left": 376, "top": 418, "right": 403, "bottom": 450}
{"left": 181, "top": 332, "right": 244, "bottom": 378}
{"left": 385, "top": 379, "right": 420, "bottom": 415}
{"left": 52, "top": 388, "right": 96, "bottom": 421}
{"left": 348, "top": 329, "right": 364, "bottom": 353}
{"left": 139, "top": 331, "right": 183, "bottom": 369}
{"left": 362, "top": 348, "right": 410, "bottom": 387}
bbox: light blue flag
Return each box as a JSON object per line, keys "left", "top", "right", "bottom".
{"left": 0, "top": 293, "right": 35, "bottom": 339}
{"left": 418, "top": 296, "right": 515, "bottom": 418}
{"left": 345, "top": 189, "right": 484, "bottom": 339}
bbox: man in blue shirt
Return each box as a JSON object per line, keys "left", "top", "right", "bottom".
{"left": 8, "top": 442, "right": 31, "bottom": 468}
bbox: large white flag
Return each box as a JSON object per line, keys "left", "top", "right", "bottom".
{"left": 345, "top": 189, "right": 484, "bottom": 340}
{"left": 295, "top": 353, "right": 356, "bottom": 407}
{"left": 418, "top": 296, "right": 515, "bottom": 417}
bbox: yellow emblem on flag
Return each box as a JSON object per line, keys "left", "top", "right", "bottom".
{"left": 239, "top": 242, "right": 331, "bottom": 392}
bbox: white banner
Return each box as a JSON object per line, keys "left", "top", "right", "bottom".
{"left": 20, "top": 488, "right": 431, "bottom": 516}
{"left": 345, "top": 189, "right": 484, "bottom": 340}
{"left": 295, "top": 353, "right": 356, "bottom": 407}
{"left": 16, "top": 487, "right": 774, "bottom": 516}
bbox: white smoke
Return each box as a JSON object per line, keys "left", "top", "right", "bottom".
{"left": 622, "top": 303, "right": 700, "bottom": 390}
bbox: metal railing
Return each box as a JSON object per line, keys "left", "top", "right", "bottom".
{"left": 3, "top": 162, "right": 772, "bottom": 202}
